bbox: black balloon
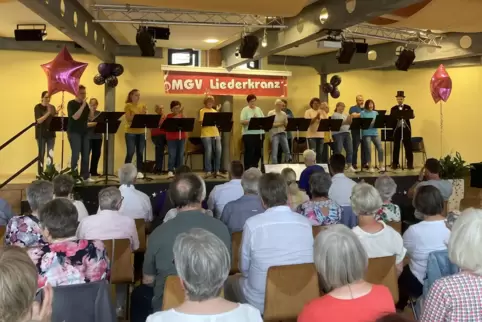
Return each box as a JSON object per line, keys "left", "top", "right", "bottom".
{"left": 330, "top": 87, "right": 341, "bottom": 99}
{"left": 98, "top": 63, "right": 112, "bottom": 77}
{"left": 93, "top": 74, "right": 105, "bottom": 85}
{"left": 322, "top": 83, "right": 334, "bottom": 94}
{"left": 330, "top": 75, "right": 342, "bottom": 87}
{"left": 111, "top": 64, "right": 124, "bottom": 77}
{"left": 105, "top": 76, "right": 118, "bottom": 88}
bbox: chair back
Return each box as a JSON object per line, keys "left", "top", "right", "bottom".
{"left": 341, "top": 206, "right": 358, "bottom": 229}
{"left": 264, "top": 263, "right": 321, "bottom": 321}
{"left": 162, "top": 276, "right": 185, "bottom": 311}
{"left": 187, "top": 137, "right": 203, "bottom": 153}
{"left": 292, "top": 138, "right": 308, "bottom": 163}
{"left": 312, "top": 225, "right": 328, "bottom": 238}
{"left": 386, "top": 221, "right": 402, "bottom": 234}
{"left": 134, "top": 219, "right": 146, "bottom": 253}
{"left": 411, "top": 137, "right": 424, "bottom": 152}
{"left": 230, "top": 231, "right": 243, "bottom": 275}
{"left": 365, "top": 256, "right": 398, "bottom": 304}
{"left": 104, "top": 239, "right": 134, "bottom": 284}
{"left": 0, "top": 225, "right": 5, "bottom": 242}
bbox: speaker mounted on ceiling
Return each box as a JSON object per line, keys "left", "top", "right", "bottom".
{"left": 395, "top": 49, "right": 416, "bottom": 71}
{"left": 136, "top": 26, "right": 156, "bottom": 57}
{"left": 336, "top": 41, "right": 356, "bottom": 64}
{"left": 239, "top": 35, "right": 259, "bottom": 59}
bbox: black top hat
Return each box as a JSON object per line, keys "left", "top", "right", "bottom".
{"left": 396, "top": 90, "right": 405, "bottom": 97}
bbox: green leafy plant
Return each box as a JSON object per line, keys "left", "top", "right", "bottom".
{"left": 36, "top": 152, "right": 83, "bottom": 184}
{"left": 439, "top": 152, "right": 472, "bottom": 179}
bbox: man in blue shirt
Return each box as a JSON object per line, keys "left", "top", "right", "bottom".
{"left": 299, "top": 149, "right": 325, "bottom": 195}
{"left": 349, "top": 95, "right": 366, "bottom": 170}
{"left": 277, "top": 99, "right": 294, "bottom": 163}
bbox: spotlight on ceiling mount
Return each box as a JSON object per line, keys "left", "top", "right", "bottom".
{"left": 14, "top": 24, "right": 47, "bottom": 41}
{"left": 395, "top": 48, "right": 416, "bottom": 71}
{"left": 136, "top": 26, "right": 156, "bottom": 57}
{"left": 319, "top": 8, "right": 329, "bottom": 24}
{"left": 336, "top": 41, "right": 357, "bottom": 64}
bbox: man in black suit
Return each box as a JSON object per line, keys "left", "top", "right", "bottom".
{"left": 390, "top": 91, "right": 414, "bottom": 170}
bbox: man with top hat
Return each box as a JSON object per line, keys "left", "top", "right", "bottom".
{"left": 390, "top": 90, "right": 414, "bottom": 170}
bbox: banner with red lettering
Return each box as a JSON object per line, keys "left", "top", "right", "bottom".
{"left": 164, "top": 71, "right": 287, "bottom": 97}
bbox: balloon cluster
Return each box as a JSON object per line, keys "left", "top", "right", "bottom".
{"left": 322, "top": 75, "right": 342, "bottom": 99}
{"left": 93, "top": 63, "right": 124, "bottom": 88}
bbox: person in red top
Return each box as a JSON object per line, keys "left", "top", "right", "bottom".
{"left": 162, "top": 100, "right": 186, "bottom": 178}
{"left": 151, "top": 104, "right": 167, "bottom": 174}
{"left": 298, "top": 224, "right": 395, "bottom": 322}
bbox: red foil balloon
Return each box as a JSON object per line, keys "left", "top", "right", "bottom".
{"left": 41, "top": 46, "right": 88, "bottom": 96}
{"left": 430, "top": 64, "right": 452, "bottom": 103}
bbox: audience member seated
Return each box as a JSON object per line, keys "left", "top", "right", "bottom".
{"left": 408, "top": 158, "right": 453, "bottom": 219}
{"left": 146, "top": 228, "right": 262, "bottom": 322}
{"left": 77, "top": 186, "right": 139, "bottom": 251}
{"left": 0, "top": 197, "right": 15, "bottom": 226}
{"left": 421, "top": 208, "right": 481, "bottom": 321}
{"left": 297, "top": 172, "right": 342, "bottom": 226}
{"left": 351, "top": 183, "right": 406, "bottom": 274}
{"left": 27, "top": 198, "right": 109, "bottom": 288}
{"left": 118, "top": 163, "right": 153, "bottom": 222}
{"left": 396, "top": 185, "right": 450, "bottom": 311}
{"left": 374, "top": 176, "right": 401, "bottom": 222}
{"left": 0, "top": 246, "right": 53, "bottom": 322}
{"left": 208, "top": 161, "right": 244, "bottom": 218}
{"left": 299, "top": 149, "right": 325, "bottom": 194}
{"left": 131, "top": 173, "right": 230, "bottom": 322}
{"left": 224, "top": 173, "right": 313, "bottom": 313}
{"left": 221, "top": 168, "right": 264, "bottom": 233}
{"left": 281, "top": 167, "right": 308, "bottom": 211}
{"left": 5, "top": 180, "right": 53, "bottom": 247}
{"left": 298, "top": 225, "right": 395, "bottom": 322}
{"left": 328, "top": 154, "right": 356, "bottom": 207}
{"left": 52, "top": 174, "right": 89, "bottom": 221}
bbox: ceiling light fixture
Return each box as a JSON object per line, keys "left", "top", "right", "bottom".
{"left": 261, "top": 29, "right": 268, "bottom": 48}
{"left": 204, "top": 38, "right": 219, "bottom": 44}
{"left": 319, "top": 8, "right": 329, "bottom": 24}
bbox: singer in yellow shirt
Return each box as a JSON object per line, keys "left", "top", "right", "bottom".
{"left": 199, "top": 95, "right": 223, "bottom": 178}
{"left": 124, "top": 89, "right": 147, "bottom": 178}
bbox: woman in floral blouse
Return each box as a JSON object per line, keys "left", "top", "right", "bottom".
{"left": 5, "top": 180, "right": 53, "bottom": 247}
{"left": 296, "top": 172, "right": 342, "bottom": 226}
{"left": 27, "top": 198, "right": 109, "bottom": 287}
{"left": 374, "top": 175, "right": 401, "bottom": 222}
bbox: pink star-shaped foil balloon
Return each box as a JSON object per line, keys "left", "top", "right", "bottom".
{"left": 430, "top": 64, "right": 452, "bottom": 103}
{"left": 41, "top": 46, "right": 88, "bottom": 97}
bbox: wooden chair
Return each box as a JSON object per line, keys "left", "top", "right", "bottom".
{"left": 264, "top": 263, "right": 321, "bottom": 321}
{"left": 134, "top": 219, "right": 146, "bottom": 253}
{"left": 0, "top": 225, "right": 5, "bottom": 242}
{"left": 230, "top": 231, "right": 243, "bottom": 275}
{"left": 162, "top": 276, "right": 185, "bottom": 311}
{"left": 184, "top": 137, "right": 204, "bottom": 170}
{"left": 104, "top": 239, "right": 134, "bottom": 284}
{"left": 365, "top": 256, "right": 399, "bottom": 304}
{"left": 312, "top": 225, "right": 328, "bottom": 238}
{"left": 386, "top": 221, "right": 402, "bottom": 234}
{"left": 292, "top": 137, "right": 308, "bottom": 163}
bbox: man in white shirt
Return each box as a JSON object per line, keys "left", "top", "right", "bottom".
{"left": 328, "top": 154, "right": 356, "bottom": 207}
{"left": 77, "top": 186, "right": 139, "bottom": 251}
{"left": 52, "top": 174, "right": 89, "bottom": 221}
{"left": 118, "top": 163, "right": 153, "bottom": 222}
{"left": 208, "top": 161, "right": 244, "bottom": 218}
{"left": 224, "top": 173, "right": 314, "bottom": 312}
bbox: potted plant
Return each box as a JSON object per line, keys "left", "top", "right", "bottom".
{"left": 36, "top": 150, "right": 83, "bottom": 184}
{"left": 439, "top": 152, "right": 472, "bottom": 211}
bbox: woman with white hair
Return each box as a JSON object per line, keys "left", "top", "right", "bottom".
{"left": 281, "top": 168, "right": 309, "bottom": 211}
{"left": 421, "top": 208, "right": 482, "bottom": 321}
{"left": 298, "top": 225, "right": 395, "bottom": 321}
{"left": 299, "top": 149, "right": 325, "bottom": 194}
{"left": 146, "top": 228, "right": 262, "bottom": 321}
{"left": 374, "top": 175, "right": 401, "bottom": 222}
{"left": 351, "top": 183, "right": 406, "bottom": 274}
{"left": 267, "top": 99, "right": 291, "bottom": 164}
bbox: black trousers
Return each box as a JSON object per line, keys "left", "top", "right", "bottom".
{"left": 396, "top": 265, "right": 423, "bottom": 310}
{"left": 130, "top": 284, "right": 154, "bottom": 322}
{"left": 243, "top": 134, "right": 264, "bottom": 169}
{"left": 393, "top": 128, "right": 413, "bottom": 167}
{"left": 89, "top": 139, "right": 102, "bottom": 175}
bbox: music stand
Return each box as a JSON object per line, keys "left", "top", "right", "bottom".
{"left": 390, "top": 109, "right": 414, "bottom": 170}
{"left": 349, "top": 118, "right": 373, "bottom": 173}
{"left": 161, "top": 118, "right": 195, "bottom": 139}
{"left": 286, "top": 118, "right": 311, "bottom": 141}
{"left": 130, "top": 114, "right": 162, "bottom": 181}
{"left": 49, "top": 117, "right": 69, "bottom": 170}
{"left": 373, "top": 114, "right": 396, "bottom": 172}
{"left": 202, "top": 112, "right": 233, "bottom": 133}
{"left": 248, "top": 115, "right": 275, "bottom": 173}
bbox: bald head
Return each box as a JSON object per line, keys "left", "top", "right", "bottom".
{"left": 169, "top": 173, "right": 206, "bottom": 208}
{"left": 356, "top": 95, "right": 364, "bottom": 107}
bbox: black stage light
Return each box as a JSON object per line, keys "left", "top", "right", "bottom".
{"left": 396, "top": 49, "right": 416, "bottom": 71}
{"left": 14, "top": 24, "right": 47, "bottom": 41}
{"left": 355, "top": 42, "right": 369, "bottom": 53}
{"left": 146, "top": 27, "right": 171, "bottom": 40}
{"left": 239, "top": 35, "right": 259, "bottom": 59}
{"left": 136, "top": 26, "right": 156, "bottom": 57}
{"left": 336, "top": 41, "right": 356, "bottom": 64}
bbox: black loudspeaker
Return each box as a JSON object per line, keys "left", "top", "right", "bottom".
{"left": 355, "top": 42, "right": 369, "bottom": 53}
{"left": 147, "top": 27, "right": 171, "bottom": 40}
{"left": 336, "top": 42, "right": 356, "bottom": 64}
{"left": 396, "top": 49, "right": 416, "bottom": 71}
{"left": 239, "top": 35, "right": 259, "bottom": 59}
{"left": 136, "top": 27, "right": 156, "bottom": 57}
{"left": 14, "top": 29, "right": 46, "bottom": 41}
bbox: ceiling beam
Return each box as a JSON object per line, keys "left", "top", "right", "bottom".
{"left": 220, "top": 0, "right": 425, "bottom": 71}
{"left": 18, "top": 0, "right": 117, "bottom": 62}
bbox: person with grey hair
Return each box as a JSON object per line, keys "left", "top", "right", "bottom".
{"left": 53, "top": 174, "right": 89, "bottom": 221}
{"left": 299, "top": 149, "right": 325, "bottom": 194}
{"left": 296, "top": 172, "right": 342, "bottom": 226}
{"left": 118, "top": 163, "right": 153, "bottom": 222}
{"left": 221, "top": 167, "right": 264, "bottom": 233}
{"left": 225, "top": 173, "right": 313, "bottom": 313}
{"left": 146, "top": 228, "right": 262, "bottom": 321}
{"left": 374, "top": 175, "right": 401, "bottom": 222}
{"left": 298, "top": 225, "right": 395, "bottom": 321}
{"left": 421, "top": 208, "right": 482, "bottom": 321}
{"left": 132, "top": 173, "right": 230, "bottom": 320}
{"left": 77, "top": 186, "right": 139, "bottom": 251}
{"left": 208, "top": 161, "right": 245, "bottom": 218}
{"left": 267, "top": 99, "right": 291, "bottom": 164}
{"left": 351, "top": 183, "right": 406, "bottom": 275}
{"left": 5, "top": 180, "right": 53, "bottom": 247}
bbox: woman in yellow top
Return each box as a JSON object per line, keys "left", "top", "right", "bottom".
{"left": 124, "top": 89, "right": 147, "bottom": 179}
{"left": 199, "top": 96, "right": 223, "bottom": 178}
